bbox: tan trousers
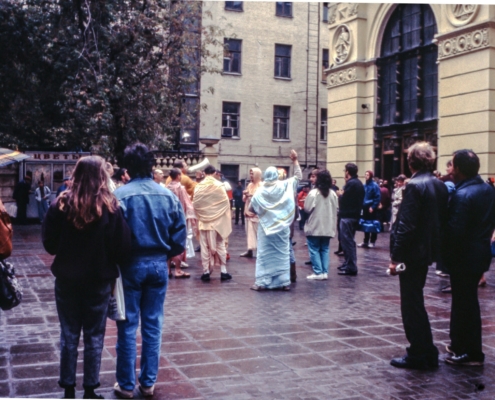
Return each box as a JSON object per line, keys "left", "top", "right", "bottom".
{"left": 200, "top": 230, "right": 227, "bottom": 274}
{"left": 246, "top": 218, "right": 258, "bottom": 251}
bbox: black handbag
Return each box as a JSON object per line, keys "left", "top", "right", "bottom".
{"left": 0, "top": 260, "right": 22, "bottom": 310}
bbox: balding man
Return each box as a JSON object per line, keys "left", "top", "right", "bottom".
{"left": 165, "top": 160, "right": 196, "bottom": 198}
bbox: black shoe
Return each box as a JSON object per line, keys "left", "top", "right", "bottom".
{"left": 240, "top": 250, "right": 253, "bottom": 258}
{"left": 338, "top": 270, "right": 357, "bottom": 276}
{"left": 83, "top": 392, "right": 104, "bottom": 399}
{"left": 292, "top": 241, "right": 296, "bottom": 246}
{"left": 195, "top": 246, "right": 201, "bottom": 252}
{"left": 304, "top": 260, "right": 312, "bottom": 265}
{"left": 390, "top": 356, "right": 438, "bottom": 370}
{"left": 334, "top": 251, "right": 344, "bottom": 256}
{"left": 200, "top": 273, "right": 210, "bottom": 282}
{"left": 221, "top": 272, "right": 232, "bottom": 281}
{"left": 445, "top": 353, "right": 483, "bottom": 366}
{"left": 337, "top": 265, "right": 346, "bottom": 271}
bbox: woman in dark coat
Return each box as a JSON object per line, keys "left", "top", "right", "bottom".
{"left": 42, "top": 156, "right": 131, "bottom": 399}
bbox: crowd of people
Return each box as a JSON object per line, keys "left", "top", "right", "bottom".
{"left": 14, "top": 140, "right": 492, "bottom": 398}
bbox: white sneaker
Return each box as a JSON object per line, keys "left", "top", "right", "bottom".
{"left": 368, "top": 243, "right": 375, "bottom": 248}
{"left": 307, "top": 274, "right": 325, "bottom": 280}
{"left": 322, "top": 273, "right": 328, "bottom": 280}
{"left": 181, "top": 262, "right": 189, "bottom": 268}
{"left": 357, "top": 242, "right": 368, "bottom": 248}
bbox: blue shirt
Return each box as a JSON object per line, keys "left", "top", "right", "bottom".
{"left": 114, "top": 177, "right": 187, "bottom": 260}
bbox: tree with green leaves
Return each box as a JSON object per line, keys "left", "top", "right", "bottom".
{"left": 0, "top": 0, "right": 224, "bottom": 162}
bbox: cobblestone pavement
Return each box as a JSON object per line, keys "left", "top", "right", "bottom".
{"left": 1, "top": 223, "right": 495, "bottom": 399}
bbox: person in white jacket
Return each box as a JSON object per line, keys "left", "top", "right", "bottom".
{"left": 304, "top": 170, "right": 338, "bottom": 280}
{"left": 35, "top": 180, "right": 51, "bottom": 223}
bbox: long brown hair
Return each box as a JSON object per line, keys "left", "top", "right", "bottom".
{"left": 58, "top": 156, "right": 118, "bottom": 229}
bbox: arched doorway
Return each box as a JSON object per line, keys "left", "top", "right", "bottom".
{"left": 374, "top": 4, "right": 438, "bottom": 181}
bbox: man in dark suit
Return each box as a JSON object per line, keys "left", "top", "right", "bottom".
{"left": 389, "top": 142, "right": 449, "bottom": 370}
{"left": 443, "top": 150, "right": 495, "bottom": 366}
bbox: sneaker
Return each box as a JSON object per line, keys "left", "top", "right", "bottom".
{"left": 307, "top": 274, "right": 325, "bottom": 280}
{"left": 368, "top": 243, "right": 375, "bottom": 248}
{"left": 357, "top": 242, "right": 369, "bottom": 248}
{"left": 139, "top": 385, "right": 154, "bottom": 397}
{"left": 322, "top": 273, "right": 328, "bottom": 280}
{"left": 200, "top": 273, "right": 210, "bottom": 282}
{"left": 181, "top": 262, "right": 189, "bottom": 268}
{"left": 221, "top": 272, "right": 232, "bottom": 281}
{"left": 114, "top": 383, "right": 134, "bottom": 399}
{"left": 445, "top": 353, "right": 484, "bottom": 366}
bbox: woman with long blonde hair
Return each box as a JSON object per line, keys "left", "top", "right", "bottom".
{"left": 42, "top": 156, "right": 131, "bottom": 399}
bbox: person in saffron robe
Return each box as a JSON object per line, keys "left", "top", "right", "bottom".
{"left": 193, "top": 165, "right": 233, "bottom": 282}
{"left": 240, "top": 168, "right": 262, "bottom": 258}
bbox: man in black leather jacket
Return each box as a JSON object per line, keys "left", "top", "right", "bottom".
{"left": 389, "top": 142, "right": 448, "bottom": 370}
{"left": 443, "top": 150, "right": 495, "bottom": 366}
{"left": 336, "top": 163, "right": 365, "bottom": 276}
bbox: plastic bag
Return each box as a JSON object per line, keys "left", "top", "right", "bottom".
{"left": 186, "top": 228, "right": 195, "bottom": 259}
{"left": 108, "top": 267, "right": 125, "bottom": 321}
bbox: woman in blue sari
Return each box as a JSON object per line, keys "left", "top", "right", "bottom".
{"left": 250, "top": 150, "right": 302, "bottom": 291}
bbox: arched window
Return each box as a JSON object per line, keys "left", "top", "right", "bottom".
{"left": 374, "top": 4, "right": 437, "bottom": 180}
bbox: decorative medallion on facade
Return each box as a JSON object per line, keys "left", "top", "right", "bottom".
{"left": 438, "top": 28, "right": 489, "bottom": 60}
{"left": 327, "top": 68, "right": 356, "bottom": 87}
{"left": 333, "top": 25, "right": 352, "bottom": 65}
{"left": 446, "top": 5, "right": 480, "bottom": 27}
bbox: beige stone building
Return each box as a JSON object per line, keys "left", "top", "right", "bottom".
{"left": 200, "top": 1, "right": 330, "bottom": 183}
{"left": 325, "top": 3, "right": 495, "bottom": 182}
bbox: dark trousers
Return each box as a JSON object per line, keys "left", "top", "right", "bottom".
{"left": 55, "top": 278, "right": 111, "bottom": 389}
{"left": 399, "top": 263, "right": 438, "bottom": 363}
{"left": 339, "top": 218, "right": 358, "bottom": 272}
{"left": 235, "top": 202, "right": 245, "bottom": 225}
{"left": 16, "top": 201, "right": 27, "bottom": 225}
{"left": 299, "top": 209, "right": 308, "bottom": 230}
{"left": 450, "top": 269, "right": 484, "bottom": 360}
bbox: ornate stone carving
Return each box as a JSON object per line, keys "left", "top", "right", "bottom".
{"left": 348, "top": 3, "right": 359, "bottom": 17}
{"left": 333, "top": 25, "right": 352, "bottom": 65}
{"left": 327, "top": 68, "right": 356, "bottom": 87}
{"left": 329, "top": 3, "right": 359, "bottom": 25}
{"left": 438, "top": 28, "right": 489, "bottom": 60}
{"left": 447, "top": 5, "right": 480, "bottom": 27}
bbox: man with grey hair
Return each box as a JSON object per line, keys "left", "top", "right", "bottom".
{"left": 389, "top": 142, "right": 449, "bottom": 370}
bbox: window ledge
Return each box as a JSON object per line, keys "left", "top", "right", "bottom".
{"left": 272, "top": 138, "right": 291, "bottom": 142}
{"left": 275, "top": 15, "right": 293, "bottom": 18}
{"left": 274, "top": 76, "right": 292, "bottom": 81}
{"left": 222, "top": 136, "right": 241, "bottom": 140}
{"left": 225, "top": 9, "right": 243, "bottom": 12}
{"left": 222, "top": 72, "right": 242, "bottom": 77}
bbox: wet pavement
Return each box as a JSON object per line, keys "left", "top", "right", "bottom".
{"left": 1, "top": 222, "right": 495, "bottom": 399}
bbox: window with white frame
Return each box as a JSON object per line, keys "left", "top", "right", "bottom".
{"left": 320, "top": 108, "right": 328, "bottom": 142}
{"left": 224, "top": 39, "right": 242, "bottom": 74}
{"left": 274, "top": 44, "right": 291, "bottom": 78}
{"left": 273, "top": 106, "right": 290, "bottom": 140}
{"left": 222, "top": 102, "right": 240, "bottom": 138}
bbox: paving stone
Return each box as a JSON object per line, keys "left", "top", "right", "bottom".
{"left": 3, "top": 224, "right": 495, "bottom": 399}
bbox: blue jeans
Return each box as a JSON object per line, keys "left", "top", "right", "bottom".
{"left": 116, "top": 256, "right": 168, "bottom": 390}
{"left": 306, "top": 236, "right": 331, "bottom": 275}
{"left": 55, "top": 278, "right": 111, "bottom": 389}
{"left": 37, "top": 200, "right": 49, "bottom": 222}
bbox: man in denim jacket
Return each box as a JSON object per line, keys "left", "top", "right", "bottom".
{"left": 113, "top": 143, "right": 186, "bottom": 398}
